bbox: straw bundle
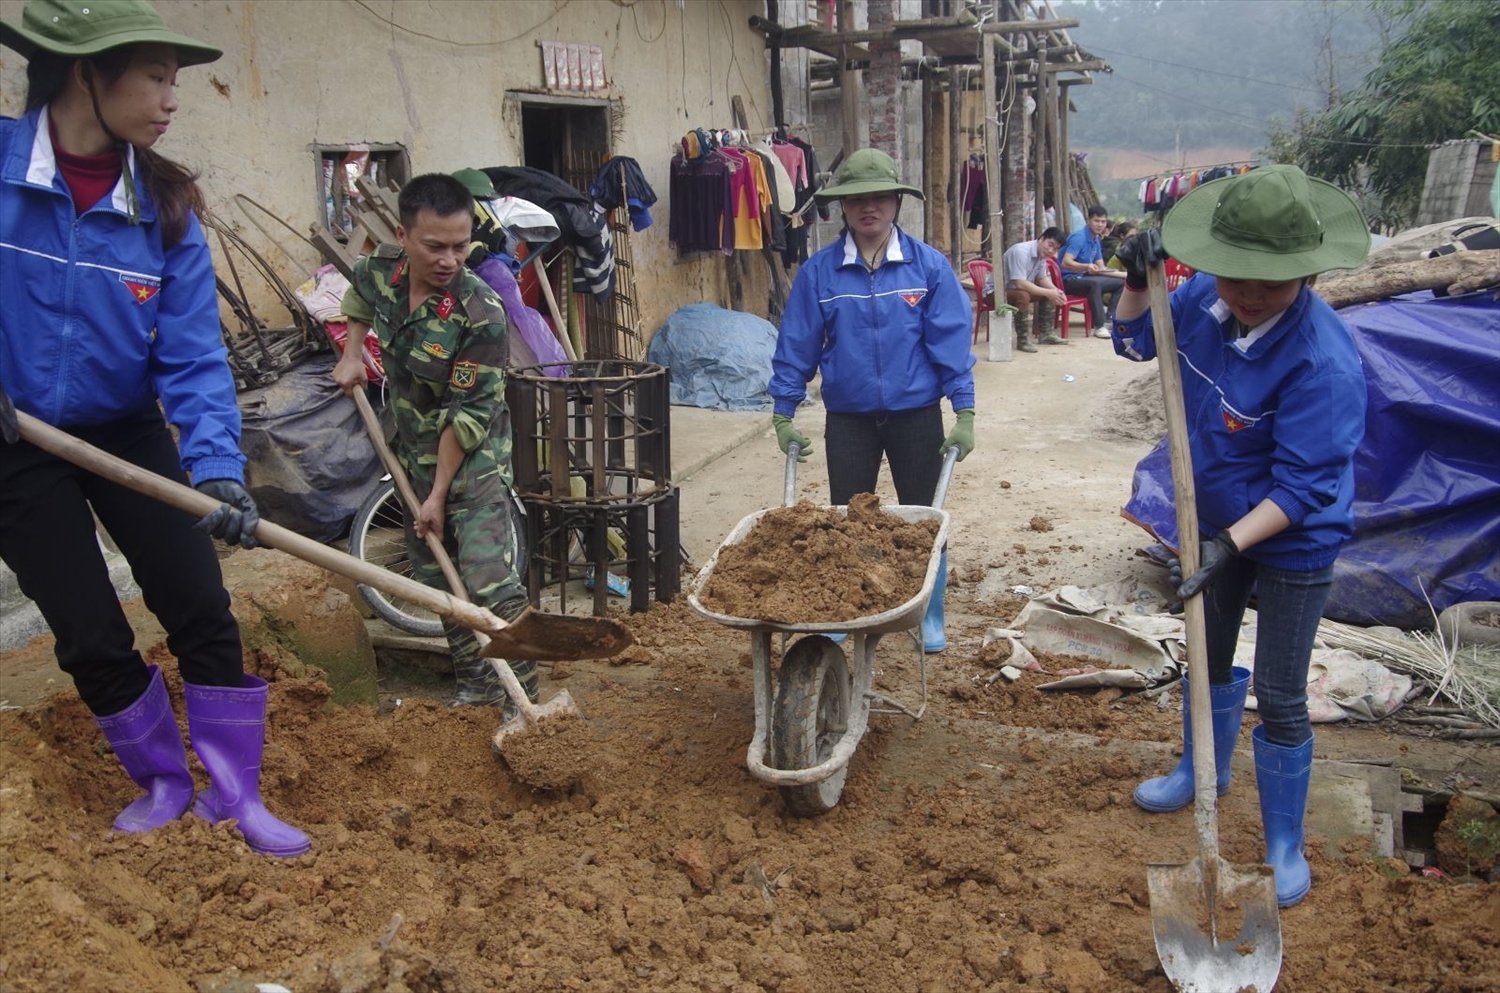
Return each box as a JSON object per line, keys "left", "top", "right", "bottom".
{"left": 1319, "top": 619, "right": 1500, "bottom": 730}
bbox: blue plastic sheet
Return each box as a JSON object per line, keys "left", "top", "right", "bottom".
{"left": 646, "top": 303, "right": 776, "bottom": 412}
{"left": 1123, "top": 289, "right": 1500, "bottom": 628}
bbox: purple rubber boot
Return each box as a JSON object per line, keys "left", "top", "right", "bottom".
{"left": 184, "top": 674, "right": 310, "bottom": 858}
{"left": 95, "top": 665, "right": 195, "bottom": 832}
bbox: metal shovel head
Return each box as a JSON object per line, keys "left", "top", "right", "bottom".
{"left": 490, "top": 689, "right": 583, "bottom": 751}
{"left": 1148, "top": 855, "right": 1282, "bottom": 993}
{"left": 479, "top": 607, "right": 634, "bottom": 661}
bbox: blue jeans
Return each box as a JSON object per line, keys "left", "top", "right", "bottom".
{"left": 1200, "top": 556, "right": 1334, "bottom": 748}
{"left": 825, "top": 405, "right": 943, "bottom": 506}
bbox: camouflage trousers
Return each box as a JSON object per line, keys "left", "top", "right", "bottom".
{"left": 1013, "top": 300, "right": 1057, "bottom": 342}
{"left": 405, "top": 500, "right": 538, "bottom": 708}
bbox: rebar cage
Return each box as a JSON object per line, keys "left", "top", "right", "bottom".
{"left": 507, "top": 361, "right": 680, "bottom": 615}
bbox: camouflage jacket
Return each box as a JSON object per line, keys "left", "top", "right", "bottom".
{"left": 341, "top": 245, "right": 513, "bottom": 508}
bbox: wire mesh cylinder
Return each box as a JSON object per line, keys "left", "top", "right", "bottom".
{"left": 507, "top": 361, "right": 678, "bottom": 614}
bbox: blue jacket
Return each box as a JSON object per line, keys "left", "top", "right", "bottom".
{"left": 771, "top": 227, "right": 976, "bottom": 416}
{"left": 1114, "top": 274, "right": 1366, "bottom": 569}
{"left": 0, "top": 108, "right": 244, "bottom": 483}
{"left": 1061, "top": 227, "right": 1102, "bottom": 267}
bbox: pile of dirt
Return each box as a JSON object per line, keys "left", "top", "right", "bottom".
{"left": 697, "top": 495, "right": 941, "bottom": 623}
{"left": 1, "top": 590, "right": 1497, "bottom": 992}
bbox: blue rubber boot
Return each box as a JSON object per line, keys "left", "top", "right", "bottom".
{"left": 1133, "top": 666, "right": 1250, "bottom": 813}
{"left": 921, "top": 548, "right": 949, "bottom": 653}
{"left": 1253, "top": 725, "right": 1313, "bottom": 908}
{"left": 95, "top": 665, "right": 195, "bottom": 833}
{"left": 185, "top": 675, "right": 311, "bottom": 858}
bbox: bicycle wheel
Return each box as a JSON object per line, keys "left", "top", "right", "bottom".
{"left": 347, "top": 479, "right": 444, "bottom": 637}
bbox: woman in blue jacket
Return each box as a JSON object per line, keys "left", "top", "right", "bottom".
{"left": 1111, "top": 165, "right": 1370, "bottom": 907}
{"left": 0, "top": 0, "right": 306, "bottom": 857}
{"left": 769, "top": 148, "right": 976, "bottom": 653}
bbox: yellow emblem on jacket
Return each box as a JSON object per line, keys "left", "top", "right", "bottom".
{"left": 421, "top": 339, "right": 451, "bottom": 360}
{"left": 451, "top": 360, "right": 478, "bottom": 390}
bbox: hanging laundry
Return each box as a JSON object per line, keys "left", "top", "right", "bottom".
{"left": 588, "top": 156, "right": 658, "bottom": 232}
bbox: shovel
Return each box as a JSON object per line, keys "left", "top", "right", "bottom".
{"left": 12, "top": 408, "right": 633, "bottom": 669}
{"left": 348, "top": 389, "right": 584, "bottom": 749}
{"left": 1143, "top": 259, "right": 1282, "bottom": 992}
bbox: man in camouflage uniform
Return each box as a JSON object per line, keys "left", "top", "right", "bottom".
{"left": 332, "top": 173, "right": 536, "bottom": 715}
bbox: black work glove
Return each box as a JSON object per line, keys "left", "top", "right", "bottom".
{"left": 0, "top": 383, "right": 18, "bottom": 444}
{"left": 1118, "top": 228, "right": 1167, "bottom": 291}
{"left": 194, "top": 479, "right": 261, "bottom": 548}
{"left": 1170, "top": 531, "right": 1239, "bottom": 599}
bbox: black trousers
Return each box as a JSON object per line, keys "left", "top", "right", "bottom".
{"left": 0, "top": 412, "right": 244, "bottom": 716}
{"left": 824, "top": 405, "right": 944, "bottom": 506}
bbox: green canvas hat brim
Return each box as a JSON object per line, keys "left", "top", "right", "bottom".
{"left": 0, "top": 21, "right": 221, "bottom": 67}
{"left": 816, "top": 178, "right": 925, "bottom": 202}
{"left": 451, "top": 169, "right": 498, "bottom": 200}
{"left": 1162, "top": 172, "right": 1369, "bottom": 281}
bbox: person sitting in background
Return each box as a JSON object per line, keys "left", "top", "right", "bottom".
{"left": 999, "top": 227, "right": 1068, "bottom": 352}
{"left": 1101, "top": 220, "right": 1136, "bottom": 270}
{"left": 1060, "top": 205, "right": 1126, "bottom": 338}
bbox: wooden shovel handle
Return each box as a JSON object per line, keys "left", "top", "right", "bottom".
{"left": 350, "top": 389, "right": 468, "bottom": 600}
{"left": 1146, "top": 261, "right": 1220, "bottom": 865}
{"left": 13, "top": 408, "right": 505, "bottom": 637}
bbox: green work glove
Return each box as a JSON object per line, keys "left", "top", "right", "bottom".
{"left": 772, "top": 414, "right": 812, "bottom": 461}
{"left": 941, "top": 409, "right": 975, "bottom": 461}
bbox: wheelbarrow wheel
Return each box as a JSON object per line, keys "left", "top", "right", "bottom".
{"left": 772, "top": 635, "right": 852, "bottom": 817}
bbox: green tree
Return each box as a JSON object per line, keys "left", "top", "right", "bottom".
{"left": 1268, "top": 0, "right": 1500, "bottom": 228}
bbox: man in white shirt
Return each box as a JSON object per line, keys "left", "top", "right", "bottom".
{"left": 998, "top": 227, "right": 1068, "bottom": 352}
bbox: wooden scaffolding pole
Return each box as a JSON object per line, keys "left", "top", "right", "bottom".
{"left": 948, "top": 66, "right": 962, "bottom": 268}
{"left": 1052, "top": 73, "right": 1069, "bottom": 234}
{"left": 1032, "top": 47, "right": 1047, "bottom": 235}
{"left": 983, "top": 34, "right": 1010, "bottom": 362}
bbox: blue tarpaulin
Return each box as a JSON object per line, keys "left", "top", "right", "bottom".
{"left": 646, "top": 303, "right": 776, "bottom": 412}
{"left": 1123, "top": 289, "right": 1500, "bottom": 628}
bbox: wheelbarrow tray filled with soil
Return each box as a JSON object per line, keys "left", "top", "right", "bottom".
{"left": 687, "top": 502, "right": 949, "bottom": 817}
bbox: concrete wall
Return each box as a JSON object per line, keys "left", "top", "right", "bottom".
{"left": 0, "top": 0, "right": 776, "bottom": 339}
{"left": 1418, "top": 140, "right": 1498, "bottom": 227}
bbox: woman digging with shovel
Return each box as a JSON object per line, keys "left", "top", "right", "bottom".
{"left": 0, "top": 0, "right": 307, "bottom": 856}
{"left": 1111, "top": 164, "right": 1371, "bottom": 909}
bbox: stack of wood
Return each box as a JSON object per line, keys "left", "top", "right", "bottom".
{"left": 310, "top": 175, "right": 401, "bottom": 282}
{"left": 1316, "top": 218, "right": 1499, "bottom": 309}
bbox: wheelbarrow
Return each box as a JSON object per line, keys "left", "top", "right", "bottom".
{"left": 687, "top": 446, "right": 955, "bottom": 816}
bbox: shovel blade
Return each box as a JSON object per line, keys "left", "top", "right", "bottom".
{"left": 1148, "top": 856, "right": 1282, "bottom": 993}
{"left": 480, "top": 608, "right": 634, "bottom": 661}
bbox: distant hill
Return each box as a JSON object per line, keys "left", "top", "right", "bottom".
{"left": 1062, "top": 0, "right": 1385, "bottom": 159}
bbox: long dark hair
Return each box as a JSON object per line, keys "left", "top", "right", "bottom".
{"left": 26, "top": 47, "right": 204, "bottom": 248}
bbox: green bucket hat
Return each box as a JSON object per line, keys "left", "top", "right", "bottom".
{"left": 0, "top": 0, "right": 221, "bottom": 67}
{"left": 817, "top": 148, "right": 925, "bottom": 202}
{"left": 1161, "top": 164, "right": 1369, "bottom": 281}
{"left": 451, "top": 168, "right": 499, "bottom": 200}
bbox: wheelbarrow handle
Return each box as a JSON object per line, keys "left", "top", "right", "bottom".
{"left": 783, "top": 442, "right": 800, "bottom": 507}
{"left": 932, "top": 445, "right": 959, "bottom": 510}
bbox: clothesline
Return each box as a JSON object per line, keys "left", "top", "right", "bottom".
{"left": 1129, "top": 159, "right": 1259, "bottom": 183}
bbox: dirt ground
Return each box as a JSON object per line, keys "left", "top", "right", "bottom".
{"left": 2, "top": 339, "right": 1497, "bottom": 992}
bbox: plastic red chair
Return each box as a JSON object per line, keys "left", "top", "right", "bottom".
{"left": 1045, "top": 257, "right": 1091, "bottom": 339}
{"left": 967, "top": 258, "right": 994, "bottom": 343}
{"left": 1165, "top": 258, "right": 1194, "bottom": 291}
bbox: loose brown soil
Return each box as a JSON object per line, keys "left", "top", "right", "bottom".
{"left": 697, "top": 495, "right": 940, "bottom": 623}
{"left": 4, "top": 345, "right": 1498, "bottom": 992}
{"left": 2, "top": 588, "right": 1497, "bottom": 993}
